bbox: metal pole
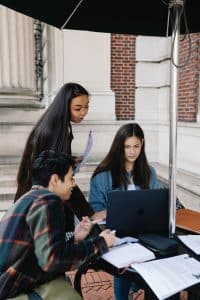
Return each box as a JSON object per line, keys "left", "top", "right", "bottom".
{"left": 169, "top": 1, "right": 182, "bottom": 237}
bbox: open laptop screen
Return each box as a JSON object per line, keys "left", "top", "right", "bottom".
{"left": 106, "top": 189, "right": 169, "bottom": 237}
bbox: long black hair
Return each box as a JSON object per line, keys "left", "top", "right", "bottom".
{"left": 92, "top": 123, "right": 151, "bottom": 189}
{"left": 15, "top": 83, "right": 89, "bottom": 201}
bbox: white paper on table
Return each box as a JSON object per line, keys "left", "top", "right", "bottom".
{"left": 131, "top": 254, "right": 200, "bottom": 300}
{"left": 74, "top": 130, "right": 93, "bottom": 174}
{"left": 102, "top": 243, "right": 155, "bottom": 268}
{"left": 114, "top": 236, "right": 138, "bottom": 247}
{"left": 178, "top": 235, "right": 200, "bottom": 255}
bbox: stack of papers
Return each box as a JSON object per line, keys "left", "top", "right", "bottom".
{"left": 102, "top": 243, "right": 155, "bottom": 268}
{"left": 131, "top": 254, "right": 200, "bottom": 300}
{"left": 178, "top": 235, "right": 200, "bottom": 254}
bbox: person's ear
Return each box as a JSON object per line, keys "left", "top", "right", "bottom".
{"left": 49, "top": 174, "right": 59, "bottom": 190}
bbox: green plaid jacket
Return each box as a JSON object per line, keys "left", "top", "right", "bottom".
{"left": 0, "top": 188, "right": 108, "bottom": 299}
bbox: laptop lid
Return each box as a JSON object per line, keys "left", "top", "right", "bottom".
{"left": 106, "top": 189, "right": 169, "bottom": 237}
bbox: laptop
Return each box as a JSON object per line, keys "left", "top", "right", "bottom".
{"left": 106, "top": 189, "right": 169, "bottom": 237}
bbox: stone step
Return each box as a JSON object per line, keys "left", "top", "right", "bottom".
{"left": 0, "top": 199, "right": 13, "bottom": 211}
{"left": 2, "top": 161, "right": 199, "bottom": 214}
{"left": 0, "top": 162, "right": 97, "bottom": 215}
{"left": 0, "top": 163, "right": 18, "bottom": 214}
{"left": 0, "top": 164, "right": 18, "bottom": 188}
{"left": 153, "top": 163, "right": 200, "bottom": 211}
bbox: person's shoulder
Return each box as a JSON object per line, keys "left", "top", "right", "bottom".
{"left": 149, "top": 165, "right": 157, "bottom": 176}
{"left": 29, "top": 189, "right": 60, "bottom": 207}
{"left": 8, "top": 193, "right": 39, "bottom": 216}
{"left": 29, "top": 188, "right": 55, "bottom": 197}
{"left": 26, "top": 190, "right": 62, "bottom": 220}
{"left": 148, "top": 165, "right": 160, "bottom": 188}
{"left": 39, "top": 189, "right": 60, "bottom": 201}
{"left": 92, "top": 170, "right": 111, "bottom": 182}
{"left": 149, "top": 165, "right": 158, "bottom": 180}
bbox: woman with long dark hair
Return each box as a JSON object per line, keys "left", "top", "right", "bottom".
{"left": 89, "top": 123, "right": 159, "bottom": 219}
{"left": 89, "top": 123, "right": 159, "bottom": 300}
{"left": 15, "top": 82, "right": 89, "bottom": 230}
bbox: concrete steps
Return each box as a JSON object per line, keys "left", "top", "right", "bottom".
{"left": 0, "top": 162, "right": 97, "bottom": 217}
{"left": 153, "top": 163, "right": 200, "bottom": 211}
{"left": 0, "top": 164, "right": 18, "bottom": 216}
{"left": 74, "top": 163, "right": 97, "bottom": 195}
{"left": 1, "top": 160, "right": 200, "bottom": 217}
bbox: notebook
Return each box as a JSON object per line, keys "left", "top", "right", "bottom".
{"left": 102, "top": 243, "right": 155, "bottom": 268}
{"left": 132, "top": 254, "right": 200, "bottom": 300}
{"left": 106, "top": 189, "right": 169, "bottom": 237}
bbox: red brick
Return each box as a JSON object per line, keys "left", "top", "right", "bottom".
{"left": 111, "top": 33, "right": 199, "bottom": 122}
{"left": 111, "top": 34, "right": 136, "bottom": 120}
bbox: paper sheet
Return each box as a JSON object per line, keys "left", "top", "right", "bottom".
{"left": 102, "top": 243, "right": 155, "bottom": 268}
{"left": 74, "top": 130, "right": 93, "bottom": 174}
{"left": 114, "top": 236, "right": 138, "bottom": 247}
{"left": 131, "top": 254, "right": 200, "bottom": 300}
{"left": 178, "top": 235, "right": 200, "bottom": 255}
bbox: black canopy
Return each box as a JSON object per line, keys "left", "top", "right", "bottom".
{"left": 0, "top": 0, "right": 199, "bottom": 35}
{"left": 0, "top": 0, "right": 199, "bottom": 236}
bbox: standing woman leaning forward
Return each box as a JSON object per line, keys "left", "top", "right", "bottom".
{"left": 89, "top": 123, "right": 159, "bottom": 300}
{"left": 15, "top": 82, "right": 89, "bottom": 230}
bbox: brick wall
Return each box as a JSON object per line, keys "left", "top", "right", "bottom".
{"left": 111, "top": 34, "right": 136, "bottom": 120}
{"left": 111, "top": 34, "right": 199, "bottom": 122}
{"left": 178, "top": 33, "right": 200, "bottom": 122}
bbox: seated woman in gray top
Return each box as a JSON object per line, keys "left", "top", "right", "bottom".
{"left": 88, "top": 123, "right": 160, "bottom": 300}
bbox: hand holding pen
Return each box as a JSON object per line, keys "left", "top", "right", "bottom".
{"left": 74, "top": 216, "right": 93, "bottom": 243}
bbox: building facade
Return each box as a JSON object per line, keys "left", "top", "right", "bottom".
{"left": 0, "top": 6, "right": 200, "bottom": 209}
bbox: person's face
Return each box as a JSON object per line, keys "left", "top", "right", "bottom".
{"left": 124, "top": 136, "right": 143, "bottom": 165}
{"left": 70, "top": 95, "right": 89, "bottom": 123}
{"left": 54, "top": 166, "right": 75, "bottom": 202}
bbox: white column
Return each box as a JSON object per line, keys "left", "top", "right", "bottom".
{"left": 45, "top": 27, "right": 65, "bottom": 102}
{"left": 135, "top": 36, "right": 171, "bottom": 123}
{"left": 0, "top": 6, "right": 36, "bottom": 104}
{"left": 135, "top": 36, "right": 171, "bottom": 163}
{"left": 197, "top": 77, "right": 200, "bottom": 123}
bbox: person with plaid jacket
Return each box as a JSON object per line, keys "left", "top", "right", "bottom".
{"left": 0, "top": 150, "right": 115, "bottom": 300}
